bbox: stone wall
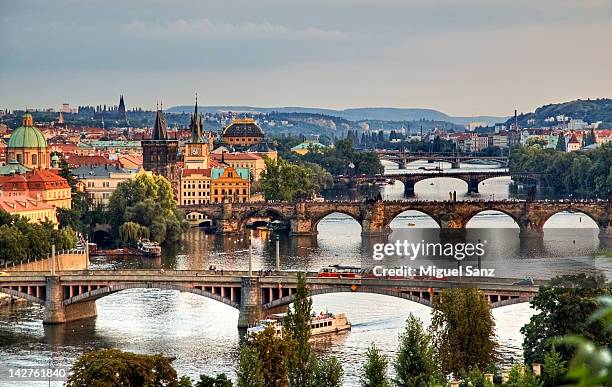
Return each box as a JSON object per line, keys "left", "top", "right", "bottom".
{"left": 6, "top": 253, "right": 88, "bottom": 272}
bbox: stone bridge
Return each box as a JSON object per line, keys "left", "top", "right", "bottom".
{"left": 0, "top": 270, "right": 542, "bottom": 327}
{"left": 378, "top": 151, "right": 509, "bottom": 169}
{"left": 334, "top": 170, "right": 531, "bottom": 196}
{"left": 180, "top": 200, "right": 611, "bottom": 238}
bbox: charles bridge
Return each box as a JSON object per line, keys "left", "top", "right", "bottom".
{"left": 181, "top": 200, "right": 612, "bottom": 238}
{"left": 0, "top": 270, "right": 543, "bottom": 327}
{"left": 377, "top": 151, "right": 508, "bottom": 169}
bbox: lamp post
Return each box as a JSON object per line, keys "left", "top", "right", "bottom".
{"left": 275, "top": 234, "right": 280, "bottom": 272}
{"left": 248, "top": 229, "right": 253, "bottom": 277}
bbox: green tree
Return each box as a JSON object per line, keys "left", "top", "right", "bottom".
{"left": 505, "top": 364, "right": 542, "bottom": 387}
{"left": 0, "top": 223, "right": 27, "bottom": 262}
{"left": 284, "top": 272, "right": 314, "bottom": 387}
{"left": 463, "top": 368, "right": 494, "bottom": 387}
{"left": 431, "top": 288, "right": 497, "bottom": 376}
{"left": 119, "top": 221, "right": 150, "bottom": 245}
{"left": 555, "top": 134, "right": 566, "bottom": 151}
{"left": 66, "top": 348, "right": 179, "bottom": 387}
{"left": 248, "top": 326, "right": 294, "bottom": 387}
{"left": 394, "top": 314, "right": 442, "bottom": 386}
{"left": 360, "top": 344, "right": 390, "bottom": 387}
{"left": 260, "top": 157, "right": 328, "bottom": 201}
{"left": 195, "top": 373, "right": 233, "bottom": 387}
{"left": 521, "top": 274, "right": 611, "bottom": 365}
{"left": 311, "top": 356, "right": 343, "bottom": 387}
{"left": 236, "top": 345, "right": 264, "bottom": 387}
{"left": 541, "top": 345, "right": 566, "bottom": 387}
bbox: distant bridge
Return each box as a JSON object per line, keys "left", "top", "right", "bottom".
{"left": 377, "top": 151, "right": 509, "bottom": 169}
{"left": 0, "top": 270, "right": 543, "bottom": 327}
{"left": 180, "top": 200, "right": 611, "bottom": 237}
{"left": 334, "top": 170, "right": 541, "bottom": 196}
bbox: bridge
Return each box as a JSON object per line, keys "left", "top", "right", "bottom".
{"left": 377, "top": 151, "right": 508, "bottom": 169}
{"left": 334, "top": 170, "right": 540, "bottom": 196}
{"left": 180, "top": 200, "right": 611, "bottom": 238}
{"left": 0, "top": 270, "right": 543, "bottom": 327}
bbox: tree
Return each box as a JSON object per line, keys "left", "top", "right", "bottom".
{"left": 394, "top": 314, "right": 442, "bottom": 386}
{"left": 107, "top": 172, "right": 187, "bottom": 244}
{"left": 195, "top": 374, "right": 233, "bottom": 387}
{"left": 236, "top": 345, "right": 264, "bottom": 387}
{"left": 431, "top": 288, "right": 497, "bottom": 376}
{"left": 284, "top": 272, "right": 314, "bottom": 387}
{"left": 120, "top": 221, "right": 151, "bottom": 245}
{"left": 248, "top": 326, "right": 294, "bottom": 387}
{"left": 521, "top": 274, "right": 611, "bottom": 364}
{"left": 505, "top": 364, "right": 542, "bottom": 387}
{"left": 555, "top": 134, "right": 566, "bottom": 151}
{"left": 360, "top": 344, "right": 390, "bottom": 387}
{"left": 541, "top": 345, "right": 566, "bottom": 387}
{"left": 66, "top": 348, "right": 179, "bottom": 387}
{"left": 260, "top": 158, "right": 327, "bottom": 201}
{"left": 311, "top": 356, "right": 343, "bottom": 387}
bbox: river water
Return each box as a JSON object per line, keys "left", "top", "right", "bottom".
{"left": 0, "top": 161, "right": 607, "bottom": 386}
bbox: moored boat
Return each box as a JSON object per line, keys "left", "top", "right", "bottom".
{"left": 247, "top": 312, "right": 351, "bottom": 339}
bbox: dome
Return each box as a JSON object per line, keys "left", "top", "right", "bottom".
{"left": 7, "top": 114, "right": 48, "bottom": 149}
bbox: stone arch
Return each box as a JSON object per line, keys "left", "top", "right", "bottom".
{"left": 465, "top": 209, "right": 521, "bottom": 228}
{"left": 237, "top": 208, "right": 291, "bottom": 230}
{"left": 0, "top": 287, "right": 44, "bottom": 305}
{"left": 262, "top": 286, "right": 432, "bottom": 310}
{"left": 310, "top": 210, "right": 363, "bottom": 234}
{"left": 63, "top": 283, "right": 240, "bottom": 309}
{"left": 384, "top": 207, "right": 442, "bottom": 230}
{"left": 541, "top": 209, "right": 601, "bottom": 229}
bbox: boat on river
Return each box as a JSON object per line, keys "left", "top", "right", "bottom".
{"left": 247, "top": 312, "right": 351, "bottom": 338}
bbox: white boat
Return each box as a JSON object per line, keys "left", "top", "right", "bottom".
{"left": 247, "top": 312, "right": 351, "bottom": 338}
{"left": 136, "top": 239, "right": 162, "bottom": 256}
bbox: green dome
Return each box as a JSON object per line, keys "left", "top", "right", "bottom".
{"left": 7, "top": 114, "right": 48, "bottom": 149}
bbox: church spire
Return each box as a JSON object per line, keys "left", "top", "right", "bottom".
{"left": 152, "top": 105, "right": 168, "bottom": 140}
{"left": 190, "top": 93, "right": 205, "bottom": 143}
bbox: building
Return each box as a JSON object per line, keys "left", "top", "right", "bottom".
{"left": 179, "top": 169, "right": 211, "bottom": 205}
{"left": 210, "top": 152, "right": 265, "bottom": 181}
{"left": 222, "top": 118, "right": 265, "bottom": 148}
{"left": 247, "top": 141, "right": 278, "bottom": 161}
{"left": 7, "top": 113, "right": 51, "bottom": 170}
{"left": 142, "top": 108, "right": 179, "bottom": 181}
{"left": 567, "top": 132, "right": 581, "bottom": 152}
{"left": 0, "top": 194, "right": 57, "bottom": 225}
{"left": 25, "top": 169, "right": 72, "bottom": 209}
{"left": 72, "top": 165, "right": 142, "bottom": 205}
{"left": 184, "top": 98, "right": 214, "bottom": 170}
{"left": 210, "top": 166, "right": 250, "bottom": 203}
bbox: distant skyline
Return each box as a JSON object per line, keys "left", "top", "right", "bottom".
{"left": 1, "top": 0, "right": 611, "bottom": 116}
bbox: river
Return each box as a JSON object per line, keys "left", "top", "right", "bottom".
{"left": 0, "top": 161, "right": 607, "bottom": 386}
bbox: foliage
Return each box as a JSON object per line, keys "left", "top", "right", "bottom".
{"left": 66, "top": 348, "right": 178, "bottom": 387}
{"left": 504, "top": 364, "right": 542, "bottom": 387}
{"left": 0, "top": 213, "right": 77, "bottom": 263}
{"left": 394, "top": 313, "right": 443, "bottom": 386}
{"left": 236, "top": 345, "right": 264, "bottom": 387}
{"left": 260, "top": 157, "right": 329, "bottom": 201}
{"left": 310, "top": 356, "right": 343, "bottom": 387}
{"left": 360, "top": 343, "right": 390, "bottom": 387}
{"left": 284, "top": 272, "right": 314, "bottom": 387}
{"left": 461, "top": 368, "right": 494, "bottom": 387}
{"left": 119, "top": 221, "right": 151, "bottom": 245}
{"left": 431, "top": 288, "right": 497, "bottom": 376}
{"left": 541, "top": 345, "right": 566, "bottom": 387}
{"left": 509, "top": 143, "right": 612, "bottom": 198}
{"left": 194, "top": 373, "right": 233, "bottom": 387}
{"left": 108, "top": 172, "right": 187, "bottom": 243}
{"left": 521, "top": 274, "right": 611, "bottom": 365}
{"left": 247, "top": 325, "right": 294, "bottom": 387}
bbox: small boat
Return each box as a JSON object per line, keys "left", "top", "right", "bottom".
{"left": 247, "top": 312, "right": 351, "bottom": 339}
{"left": 136, "top": 239, "right": 162, "bottom": 257}
{"left": 407, "top": 222, "right": 416, "bottom": 227}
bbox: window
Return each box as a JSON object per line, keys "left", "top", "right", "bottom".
{"left": 32, "top": 154, "right": 38, "bottom": 165}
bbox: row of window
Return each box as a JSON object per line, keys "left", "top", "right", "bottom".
{"left": 86, "top": 181, "right": 111, "bottom": 188}
{"left": 12, "top": 153, "right": 47, "bottom": 165}
{"left": 182, "top": 196, "right": 248, "bottom": 205}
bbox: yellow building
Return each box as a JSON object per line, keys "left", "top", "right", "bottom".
{"left": 210, "top": 152, "right": 265, "bottom": 181}
{"left": 0, "top": 194, "right": 57, "bottom": 225}
{"left": 179, "top": 169, "right": 211, "bottom": 206}
{"left": 210, "top": 166, "right": 250, "bottom": 203}
{"left": 222, "top": 118, "right": 265, "bottom": 148}
{"left": 73, "top": 165, "right": 145, "bottom": 205}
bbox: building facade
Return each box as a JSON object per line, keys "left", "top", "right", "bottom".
{"left": 72, "top": 165, "right": 143, "bottom": 205}
{"left": 221, "top": 118, "right": 265, "bottom": 148}
{"left": 7, "top": 113, "right": 50, "bottom": 170}
{"left": 142, "top": 108, "right": 179, "bottom": 181}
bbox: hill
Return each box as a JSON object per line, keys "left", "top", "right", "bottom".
{"left": 166, "top": 105, "right": 506, "bottom": 126}
{"left": 510, "top": 98, "right": 612, "bottom": 127}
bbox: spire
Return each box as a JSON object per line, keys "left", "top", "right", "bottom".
{"left": 152, "top": 107, "right": 168, "bottom": 140}
{"left": 190, "top": 93, "right": 205, "bottom": 143}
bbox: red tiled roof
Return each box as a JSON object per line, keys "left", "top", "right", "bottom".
{"left": 65, "top": 154, "right": 117, "bottom": 167}
{"left": 210, "top": 152, "right": 261, "bottom": 161}
{"left": 182, "top": 168, "right": 212, "bottom": 178}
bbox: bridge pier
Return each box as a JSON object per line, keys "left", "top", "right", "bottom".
{"left": 519, "top": 226, "right": 544, "bottom": 239}
{"left": 599, "top": 226, "right": 611, "bottom": 248}
{"left": 451, "top": 161, "right": 461, "bottom": 169}
{"left": 237, "top": 277, "right": 262, "bottom": 328}
{"left": 403, "top": 181, "right": 415, "bottom": 198}
{"left": 43, "top": 276, "right": 97, "bottom": 324}
{"left": 467, "top": 178, "right": 480, "bottom": 194}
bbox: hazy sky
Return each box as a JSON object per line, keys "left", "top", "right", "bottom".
{"left": 1, "top": 0, "right": 611, "bottom": 116}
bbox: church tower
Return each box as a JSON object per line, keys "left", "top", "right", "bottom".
{"left": 118, "top": 95, "right": 127, "bottom": 121}
{"left": 184, "top": 94, "right": 210, "bottom": 169}
{"left": 142, "top": 105, "right": 179, "bottom": 181}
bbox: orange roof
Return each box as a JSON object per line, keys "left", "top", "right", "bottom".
{"left": 568, "top": 133, "right": 580, "bottom": 144}
{"left": 65, "top": 154, "right": 116, "bottom": 167}
{"left": 0, "top": 195, "right": 53, "bottom": 212}
{"left": 182, "top": 168, "right": 212, "bottom": 178}
{"left": 26, "top": 170, "right": 70, "bottom": 189}
{"left": 210, "top": 152, "right": 261, "bottom": 161}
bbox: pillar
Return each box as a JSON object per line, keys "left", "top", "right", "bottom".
{"left": 290, "top": 202, "right": 316, "bottom": 235}
{"left": 451, "top": 160, "right": 461, "bottom": 169}
{"left": 237, "top": 277, "right": 262, "bottom": 328}
{"left": 403, "top": 180, "right": 415, "bottom": 198}
{"left": 519, "top": 225, "right": 544, "bottom": 238}
{"left": 599, "top": 225, "right": 611, "bottom": 248}
{"left": 467, "top": 178, "right": 480, "bottom": 194}
{"left": 43, "top": 276, "right": 97, "bottom": 325}
{"left": 362, "top": 202, "right": 390, "bottom": 236}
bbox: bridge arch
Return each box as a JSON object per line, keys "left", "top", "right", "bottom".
{"left": 238, "top": 208, "right": 291, "bottom": 231}
{"left": 263, "top": 286, "right": 432, "bottom": 310}
{"left": 63, "top": 283, "right": 240, "bottom": 309}
{"left": 0, "top": 287, "right": 44, "bottom": 305}
{"left": 541, "top": 209, "right": 601, "bottom": 229}
{"left": 465, "top": 209, "right": 520, "bottom": 229}
{"left": 311, "top": 210, "right": 362, "bottom": 234}
{"left": 385, "top": 208, "right": 442, "bottom": 230}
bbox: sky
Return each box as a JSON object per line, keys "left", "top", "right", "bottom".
{"left": 1, "top": 0, "right": 611, "bottom": 116}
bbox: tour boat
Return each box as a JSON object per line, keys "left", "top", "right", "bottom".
{"left": 317, "top": 265, "right": 362, "bottom": 278}
{"left": 136, "top": 239, "right": 162, "bottom": 257}
{"left": 247, "top": 312, "right": 351, "bottom": 338}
